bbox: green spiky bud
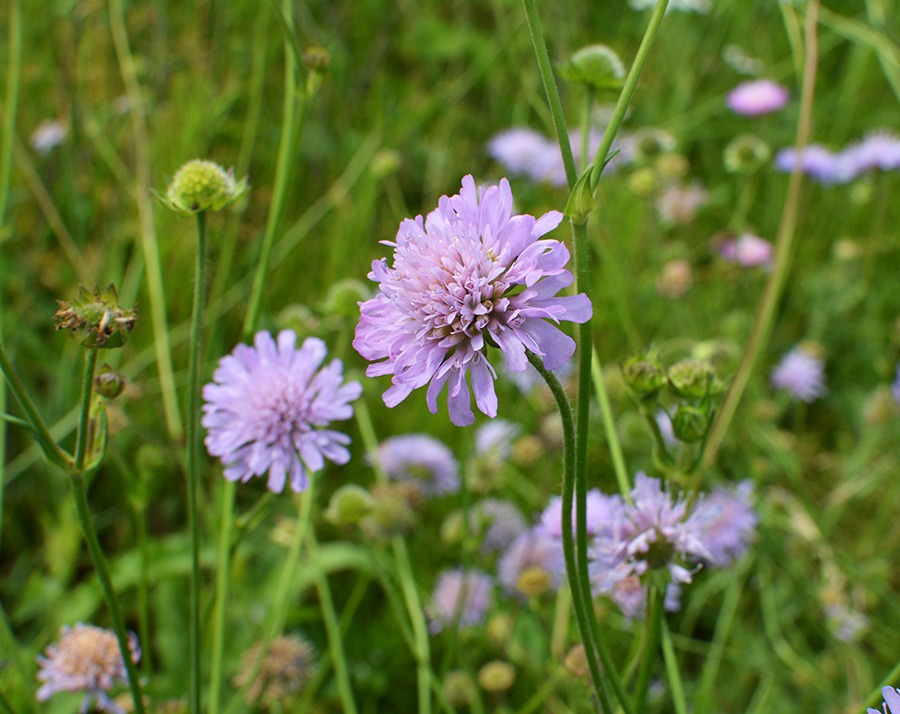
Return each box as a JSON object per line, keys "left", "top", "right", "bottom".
{"left": 161, "top": 159, "right": 248, "bottom": 215}
{"left": 671, "top": 405, "right": 707, "bottom": 442}
{"left": 324, "top": 485, "right": 373, "bottom": 526}
{"left": 623, "top": 356, "right": 667, "bottom": 400}
{"left": 94, "top": 364, "right": 126, "bottom": 399}
{"left": 53, "top": 284, "right": 137, "bottom": 349}
{"left": 667, "top": 359, "right": 722, "bottom": 399}
{"left": 559, "top": 44, "right": 625, "bottom": 96}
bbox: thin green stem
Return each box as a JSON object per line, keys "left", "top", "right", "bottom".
{"left": 590, "top": 354, "right": 632, "bottom": 499}
{"left": 703, "top": 0, "right": 820, "bottom": 471}
{"left": 208, "top": 480, "right": 236, "bottom": 714}
{"left": 0, "top": 340, "right": 72, "bottom": 469}
{"left": 525, "top": 351, "right": 612, "bottom": 714}
{"left": 242, "top": 0, "right": 305, "bottom": 339}
{"left": 74, "top": 349, "right": 98, "bottom": 470}
{"left": 588, "top": 0, "right": 671, "bottom": 197}
{"left": 70, "top": 473, "right": 145, "bottom": 714}
{"left": 660, "top": 621, "right": 688, "bottom": 714}
{"left": 308, "top": 528, "right": 359, "bottom": 714}
{"left": 632, "top": 584, "right": 663, "bottom": 712}
{"left": 187, "top": 210, "right": 209, "bottom": 714}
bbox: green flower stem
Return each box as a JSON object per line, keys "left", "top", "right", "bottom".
{"left": 242, "top": 0, "right": 306, "bottom": 339}
{"left": 187, "top": 210, "right": 209, "bottom": 714}
{"left": 307, "top": 526, "right": 360, "bottom": 714}
{"left": 590, "top": 352, "right": 632, "bottom": 500}
{"left": 632, "top": 584, "right": 663, "bottom": 713}
{"left": 109, "top": 0, "right": 183, "bottom": 440}
{"left": 525, "top": 351, "right": 612, "bottom": 714}
{"left": 702, "top": 0, "right": 820, "bottom": 472}
{"left": 70, "top": 472, "right": 145, "bottom": 714}
{"left": 660, "top": 621, "right": 687, "bottom": 714}
{"left": 587, "top": 0, "right": 671, "bottom": 197}
{"left": 0, "top": 340, "right": 72, "bottom": 469}
{"left": 355, "top": 400, "right": 432, "bottom": 714}
{"left": 208, "top": 480, "right": 236, "bottom": 714}
{"left": 74, "top": 349, "right": 98, "bottom": 470}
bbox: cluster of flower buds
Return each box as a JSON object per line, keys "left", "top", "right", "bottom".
{"left": 53, "top": 284, "right": 137, "bottom": 350}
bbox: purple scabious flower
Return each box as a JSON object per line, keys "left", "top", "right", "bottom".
{"left": 775, "top": 145, "right": 848, "bottom": 184}
{"left": 354, "top": 175, "right": 592, "bottom": 426}
{"left": 691, "top": 481, "right": 757, "bottom": 566}
{"left": 841, "top": 130, "right": 900, "bottom": 175}
{"left": 376, "top": 434, "right": 460, "bottom": 495}
{"left": 428, "top": 568, "right": 493, "bottom": 634}
{"left": 475, "top": 419, "right": 521, "bottom": 458}
{"left": 868, "top": 688, "right": 900, "bottom": 714}
{"left": 497, "top": 528, "right": 565, "bottom": 594}
{"left": 537, "top": 490, "right": 625, "bottom": 541}
{"left": 726, "top": 79, "right": 789, "bottom": 116}
{"left": 202, "top": 331, "right": 362, "bottom": 493}
{"left": 588, "top": 474, "right": 710, "bottom": 613}
{"left": 469, "top": 499, "right": 528, "bottom": 554}
{"left": 771, "top": 347, "right": 826, "bottom": 402}
{"left": 36, "top": 623, "right": 140, "bottom": 714}
{"left": 893, "top": 366, "right": 900, "bottom": 405}
{"left": 718, "top": 233, "right": 773, "bottom": 268}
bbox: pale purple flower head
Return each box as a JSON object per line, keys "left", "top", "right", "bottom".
{"left": 840, "top": 130, "right": 900, "bottom": 175}
{"left": 775, "top": 145, "right": 848, "bottom": 184}
{"left": 718, "top": 233, "right": 773, "bottom": 268}
{"left": 691, "top": 481, "right": 757, "bottom": 565}
{"left": 498, "top": 528, "right": 565, "bottom": 593}
{"left": 771, "top": 347, "right": 826, "bottom": 402}
{"left": 726, "top": 79, "right": 789, "bottom": 116}
{"left": 354, "top": 175, "right": 592, "bottom": 426}
{"left": 469, "top": 498, "right": 528, "bottom": 554}
{"left": 892, "top": 365, "right": 900, "bottom": 405}
{"left": 655, "top": 409, "right": 678, "bottom": 448}
{"left": 868, "top": 687, "right": 900, "bottom": 714}
{"left": 475, "top": 419, "right": 521, "bottom": 458}
{"left": 428, "top": 568, "right": 493, "bottom": 634}
{"left": 30, "top": 119, "right": 68, "bottom": 154}
{"left": 36, "top": 623, "right": 140, "bottom": 714}
{"left": 202, "top": 331, "right": 362, "bottom": 493}
{"left": 537, "top": 489, "right": 625, "bottom": 541}
{"left": 588, "top": 474, "right": 710, "bottom": 611}
{"left": 377, "top": 434, "right": 460, "bottom": 495}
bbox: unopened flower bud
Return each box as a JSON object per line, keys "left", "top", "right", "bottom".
{"left": 559, "top": 44, "right": 625, "bottom": 95}
{"left": 724, "top": 133, "right": 771, "bottom": 174}
{"left": 444, "top": 670, "right": 476, "bottom": 707}
{"left": 486, "top": 613, "right": 515, "bottom": 649}
{"left": 655, "top": 152, "right": 690, "bottom": 181}
{"left": 477, "top": 661, "right": 515, "bottom": 694}
{"left": 322, "top": 279, "right": 370, "bottom": 319}
{"left": 563, "top": 644, "right": 590, "bottom": 679}
{"left": 162, "top": 159, "right": 248, "bottom": 215}
{"left": 302, "top": 45, "right": 330, "bottom": 73}
{"left": 440, "top": 510, "right": 466, "bottom": 546}
{"left": 94, "top": 364, "right": 126, "bottom": 399}
{"left": 623, "top": 356, "right": 667, "bottom": 400}
{"left": 53, "top": 284, "right": 137, "bottom": 349}
{"left": 325, "top": 485, "right": 373, "bottom": 526}
{"left": 627, "top": 167, "right": 657, "bottom": 198}
{"left": 667, "top": 359, "right": 718, "bottom": 399}
{"left": 671, "top": 405, "right": 707, "bottom": 442}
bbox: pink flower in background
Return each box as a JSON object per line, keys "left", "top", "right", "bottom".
{"left": 354, "top": 175, "right": 591, "bottom": 426}
{"left": 719, "top": 233, "right": 773, "bottom": 268}
{"left": 727, "top": 79, "right": 789, "bottom": 116}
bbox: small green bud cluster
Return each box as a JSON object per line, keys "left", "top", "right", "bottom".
{"left": 53, "top": 284, "right": 137, "bottom": 349}
{"left": 559, "top": 44, "right": 625, "bottom": 96}
{"left": 160, "top": 159, "right": 248, "bottom": 216}
{"left": 325, "top": 481, "right": 422, "bottom": 539}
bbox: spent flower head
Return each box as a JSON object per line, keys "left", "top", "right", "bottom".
{"left": 202, "top": 330, "right": 361, "bottom": 493}
{"left": 161, "top": 159, "right": 248, "bottom": 215}
{"left": 354, "top": 175, "right": 591, "bottom": 426}
{"left": 36, "top": 623, "right": 140, "bottom": 714}
{"left": 233, "top": 634, "right": 315, "bottom": 707}
{"left": 53, "top": 284, "right": 137, "bottom": 350}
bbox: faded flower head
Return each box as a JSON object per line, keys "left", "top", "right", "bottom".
{"left": 771, "top": 346, "right": 826, "bottom": 402}
{"left": 234, "top": 634, "right": 315, "bottom": 707}
{"left": 656, "top": 259, "right": 693, "bottom": 298}
{"left": 718, "top": 233, "right": 773, "bottom": 268}
{"left": 36, "top": 623, "right": 140, "bottom": 713}
{"left": 726, "top": 79, "right": 789, "bottom": 116}
{"left": 202, "top": 331, "right": 361, "bottom": 493}
{"left": 376, "top": 434, "right": 460, "bottom": 496}
{"left": 53, "top": 284, "right": 137, "bottom": 349}
{"left": 162, "top": 158, "right": 248, "bottom": 215}
{"left": 428, "top": 568, "right": 494, "bottom": 634}
{"left": 656, "top": 182, "right": 707, "bottom": 224}
{"left": 868, "top": 687, "right": 900, "bottom": 714}
{"left": 354, "top": 176, "right": 592, "bottom": 426}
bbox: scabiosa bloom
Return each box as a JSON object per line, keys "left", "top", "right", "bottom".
{"left": 202, "top": 330, "right": 362, "bottom": 493}
{"left": 498, "top": 529, "right": 565, "bottom": 595}
{"left": 537, "top": 490, "right": 625, "bottom": 541}
{"left": 428, "top": 568, "right": 493, "bottom": 633}
{"left": 771, "top": 346, "right": 827, "bottom": 402}
{"left": 868, "top": 688, "right": 900, "bottom": 714}
{"left": 840, "top": 130, "right": 900, "bottom": 175}
{"left": 36, "top": 623, "right": 140, "bottom": 714}
{"left": 469, "top": 499, "right": 528, "bottom": 554}
{"left": 691, "top": 481, "right": 757, "bottom": 565}
{"left": 718, "top": 233, "right": 773, "bottom": 268}
{"left": 233, "top": 635, "right": 315, "bottom": 707}
{"left": 893, "top": 366, "right": 900, "bottom": 405}
{"left": 775, "top": 145, "right": 846, "bottom": 184}
{"left": 30, "top": 118, "right": 68, "bottom": 154}
{"left": 486, "top": 128, "right": 562, "bottom": 184}
{"left": 629, "top": 0, "right": 711, "bottom": 13}
{"left": 376, "top": 433, "right": 460, "bottom": 495}
{"left": 354, "top": 176, "right": 592, "bottom": 426}
{"left": 726, "top": 79, "right": 789, "bottom": 116}
{"left": 475, "top": 419, "right": 521, "bottom": 459}
{"left": 588, "top": 474, "right": 710, "bottom": 613}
